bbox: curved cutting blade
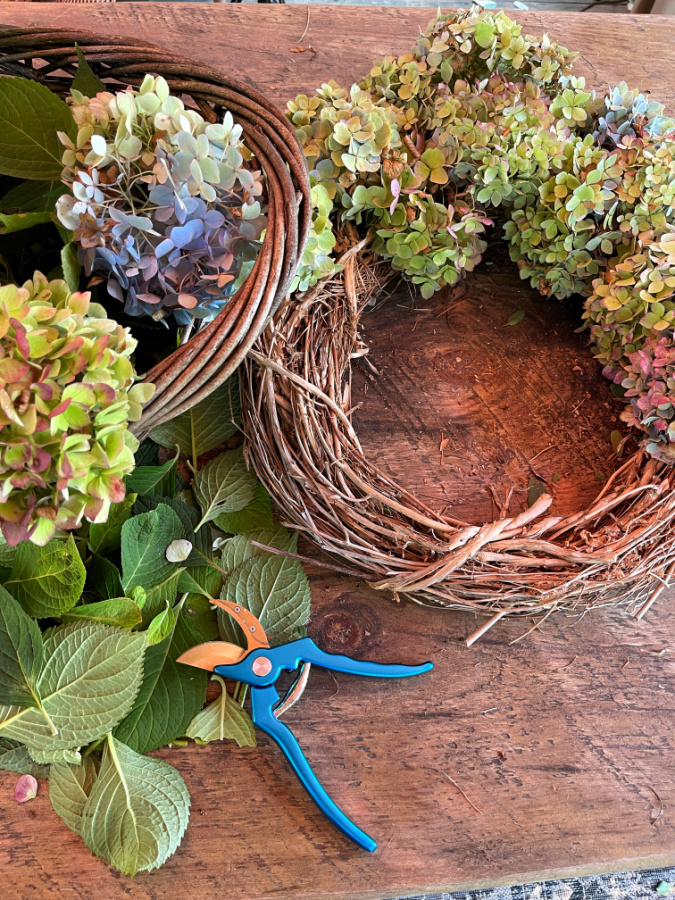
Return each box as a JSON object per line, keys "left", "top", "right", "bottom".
{"left": 177, "top": 641, "right": 247, "bottom": 671}
{"left": 208, "top": 598, "right": 270, "bottom": 650}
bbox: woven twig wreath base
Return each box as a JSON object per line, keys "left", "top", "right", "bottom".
{"left": 0, "top": 26, "right": 310, "bottom": 438}
{"left": 242, "top": 241, "right": 675, "bottom": 632}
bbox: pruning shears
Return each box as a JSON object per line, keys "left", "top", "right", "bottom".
{"left": 177, "top": 599, "right": 433, "bottom": 852}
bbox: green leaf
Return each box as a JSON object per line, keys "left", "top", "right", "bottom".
{"left": 177, "top": 568, "right": 212, "bottom": 598}
{"left": 61, "top": 597, "right": 143, "bottom": 629}
{"left": 114, "top": 613, "right": 206, "bottom": 754}
{"left": 0, "top": 179, "right": 62, "bottom": 213}
{"left": 0, "top": 210, "right": 53, "bottom": 234}
{"left": 0, "top": 737, "right": 50, "bottom": 778}
{"left": 146, "top": 604, "right": 176, "bottom": 647}
{"left": 0, "top": 622, "right": 145, "bottom": 751}
{"left": 50, "top": 755, "right": 100, "bottom": 835}
{"left": 135, "top": 495, "right": 211, "bottom": 559}
{"left": 87, "top": 553, "right": 124, "bottom": 601}
{"left": 0, "top": 583, "right": 43, "bottom": 708}
{"left": 80, "top": 735, "right": 190, "bottom": 876}
{"left": 134, "top": 439, "right": 159, "bottom": 468}
{"left": 221, "top": 554, "right": 311, "bottom": 647}
{"left": 193, "top": 448, "right": 257, "bottom": 530}
{"left": 121, "top": 505, "right": 184, "bottom": 595}
{"left": 182, "top": 593, "right": 219, "bottom": 644}
{"left": 125, "top": 455, "right": 178, "bottom": 498}
{"left": 129, "top": 586, "right": 147, "bottom": 610}
{"left": 150, "top": 376, "right": 241, "bottom": 462}
{"left": 221, "top": 525, "right": 297, "bottom": 575}
{"left": 186, "top": 675, "right": 255, "bottom": 747}
{"left": 504, "top": 310, "right": 525, "bottom": 327}
{"left": 141, "top": 571, "right": 182, "bottom": 626}
{"left": 72, "top": 45, "right": 106, "bottom": 98}
{"left": 88, "top": 495, "right": 136, "bottom": 556}
{"left": 0, "top": 532, "right": 16, "bottom": 567}
{"left": 29, "top": 746, "right": 81, "bottom": 766}
{"left": 214, "top": 482, "right": 274, "bottom": 535}
{"left": 61, "top": 240, "right": 80, "bottom": 293}
{"left": 0, "top": 77, "right": 76, "bottom": 180}
{"left": 5, "top": 536, "right": 85, "bottom": 618}
{"left": 527, "top": 477, "right": 548, "bottom": 507}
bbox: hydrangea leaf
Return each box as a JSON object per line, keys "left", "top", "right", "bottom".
{"left": 221, "top": 553, "right": 311, "bottom": 647}
{"left": 60, "top": 597, "right": 143, "bottom": 629}
{"left": 0, "top": 737, "right": 50, "bottom": 778}
{"left": 193, "top": 448, "right": 257, "bottom": 530}
{"left": 0, "top": 622, "right": 145, "bottom": 751}
{"left": 88, "top": 495, "right": 136, "bottom": 556}
{"left": 5, "top": 536, "right": 86, "bottom": 618}
{"left": 0, "top": 533, "right": 15, "bottom": 568}
{"left": 214, "top": 482, "right": 274, "bottom": 535}
{"left": 150, "top": 376, "right": 240, "bottom": 461}
{"left": 50, "top": 755, "right": 100, "bottom": 835}
{"left": 125, "top": 454, "right": 177, "bottom": 498}
{"left": 220, "top": 525, "right": 297, "bottom": 576}
{"left": 0, "top": 584, "right": 43, "bottom": 708}
{"left": 114, "top": 612, "right": 206, "bottom": 754}
{"left": 0, "top": 77, "right": 76, "bottom": 180}
{"left": 134, "top": 495, "right": 213, "bottom": 562}
{"left": 72, "top": 45, "right": 106, "bottom": 99}
{"left": 121, "top": 505, "right": 184, "bottom": 594}
{"left": 145, "top": 604, "right": 176, "bottom": 647}
{"left": 141, "top": 571, "right": 182, "bottom": 627}
{"left": 80, "top": 735, "right": 190, "bottom": 876}
{"left": 29, "top": 746, "right": 82, "bottom": 766}
{"left": 182, "top": 592, "right": 220, "bottom": 644}
{"left": 86, "top": 553, "right": 124, "bottom": 601}
{"left": 0, "top": 179, "right": 62, "bottom": 213}
{"left": 60, "top": 240, "right": 81, "bottom": 293}
{"left": 185, "top": 675, "right": 255, "bottom": 747}
{"left": 0, "top": 210, "right": 53, "bottom": 234}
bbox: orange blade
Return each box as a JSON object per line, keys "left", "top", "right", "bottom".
{"left": 176, "top": 641, "right": 247, "bottom": 671}
{"left": 209, "top": 598, "right": 269, "bottom": 650}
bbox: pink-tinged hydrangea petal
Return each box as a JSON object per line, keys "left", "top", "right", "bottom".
{"left": 14, "top": 775, "right": 38, "bottom": 803}
{"left": 10, "top": 320, "right": 30, "bottom": 357}
{"left": 68, "top": 291, "right": 91, "bottom": 316}
{"left": 0, "top": 358, "right": 30, "bottom": 383}
{"left": 48, "top": 398, "right": 72, "bottom": 419}
{"left": 1, "top": 498, "right": 35, "bottom": 546}
{"left": 51, "top": 336, "right": 85, "bottom": 360}
{"left": 33, "top": 381, "right": 54, "bottom": 401}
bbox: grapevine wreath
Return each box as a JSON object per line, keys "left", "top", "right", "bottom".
{"left": 241, "top": 6, "right": 675, "bottom": 637}
{"left": 0, "top": 7, "right": 673, "bottom": 877}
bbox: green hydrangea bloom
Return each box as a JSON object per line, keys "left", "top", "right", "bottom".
{"left": 0, "top": 274, "right": 151, "bottom": 545}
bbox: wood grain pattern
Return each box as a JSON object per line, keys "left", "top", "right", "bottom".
{"left": 0, "top": 5, "right": 674, "bottom": 899}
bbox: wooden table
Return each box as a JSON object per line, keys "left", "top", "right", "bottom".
{"left": 1, "top": 5, "right": 675, "bottom": 899}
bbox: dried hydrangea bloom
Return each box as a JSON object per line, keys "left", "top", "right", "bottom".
{"left": 620, "top": 336, "right": 675, "bottom": 461}
{"left": 0, "top": 273, "right": 152, "bottom": 546}
{"left": 57, "top": 75, "right": 265, "bottom": 326}
{"left": 285, "top": 6, "right": 675, "bottom": 460}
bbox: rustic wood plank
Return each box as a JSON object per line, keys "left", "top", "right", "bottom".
{"left": 0, "top": 5, "right": 674, "bottom": 899}
{"left": 0, "top": 5, "right": 672, "bottom": 106}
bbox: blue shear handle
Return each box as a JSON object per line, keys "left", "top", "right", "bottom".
{"left": 251, "top": 683, "right": 378, "bottom": 853}
{"left": 297, "top": 637, "right": 433, "bottom": 679}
